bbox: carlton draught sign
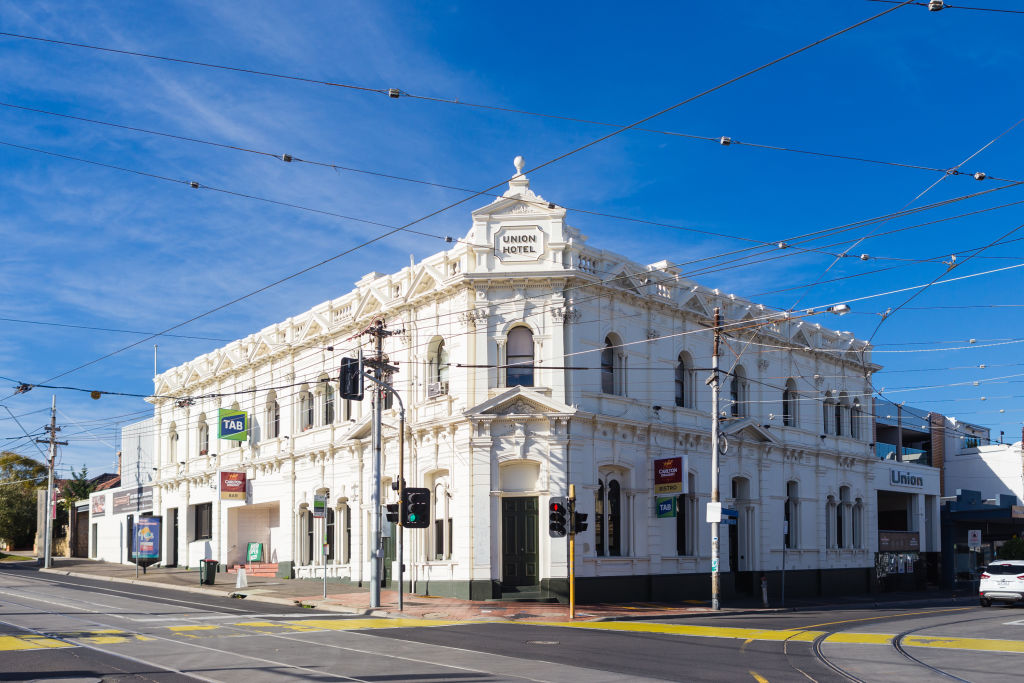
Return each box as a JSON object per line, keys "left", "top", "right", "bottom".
{"left": 220, "top": 471, "right": 246, "bottom": 500}
{"left": 654, "top": 457, "right": 683, "bottom": 494}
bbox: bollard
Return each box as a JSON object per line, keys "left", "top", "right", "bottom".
{"left": 761, "top": 574, "right": 769, "bottom": 608}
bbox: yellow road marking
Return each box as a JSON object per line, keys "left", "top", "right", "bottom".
{"left": 797, "top": 607, "right": 971, "bottom": 630}
{"left": 904, "top": 635, "right": 1024, "bottom": 653}
{"left": 168, "top": 625, "right": 218, "bottom": 632}
{"left": 749, "top": 671, "right": 769, "bottom": 683}
{"left": 529, "top": 621, "right": 826, "bottom": 642}
{"left": 741, "top": 638, "right": 754, "bottom": 652}
{"left": 290, "top": 618, "right": 460, "bottom": 630}
{"left": 0, "top": 635, "right": 74, "bottom": 651}
{"left": 235, "top": 621, "right": 321, "bottom": 632}
{"left": 824, "top": 633, "right": 893, "bottom": 645}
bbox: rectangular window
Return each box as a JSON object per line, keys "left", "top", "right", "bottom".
{"left": 194, "top": 502, "right": 212, "bottom": 540}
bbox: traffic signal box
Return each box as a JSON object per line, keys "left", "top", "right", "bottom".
{"left": 385, "top": 503, "right": 399, "bottom": 524}
{"left": 401, "top": 487, "right": 430, "bottom": 528}
{"left": 338, "top": 356, "right": 364, "bottom": 401}
{"left": 549, "top": 497, "right": 568, "bottom": 537}
{"left": 572, "top": 510, "right": 588, "bottom": 534}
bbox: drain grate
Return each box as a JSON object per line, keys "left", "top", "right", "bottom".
{"left": 526, "top": 640, "right": 560, "bottom": 645}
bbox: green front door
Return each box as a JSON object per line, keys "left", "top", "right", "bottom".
{"left": 501, "top": 497, "right": 539, "bottom": 588}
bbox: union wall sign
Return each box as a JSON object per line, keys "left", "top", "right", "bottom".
{"left": 495, "top": 226, "right": 544, "bottom": 262}
{"left": 889, "top": 469, "right": 924, "bottom": 488}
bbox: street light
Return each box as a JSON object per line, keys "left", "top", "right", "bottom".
{"left": 708, "top": 304, "right": 852, "bottom": 610}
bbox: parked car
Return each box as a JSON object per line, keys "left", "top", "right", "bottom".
{"left": 979, "top": 560, "right": 1024, "bottom": 607}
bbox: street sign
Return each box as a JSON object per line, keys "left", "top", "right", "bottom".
{"left": 313, "top": 494, "right": 327, "bottom": 519}
{"left": 722, "top": 508, "right": 738, "bottom": 526}
{"left": 968, "top": 529, "right": 982, "bottom": 550}
{"left": 656, "top": 497, "right": 677, "bottom": 518}
{"left": 218, "top": 408, "right": 248, "bottom": 441}
{"left": 706, "top": 501, "right": 721, "bottom": 523}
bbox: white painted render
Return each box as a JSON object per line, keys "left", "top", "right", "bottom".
{"left": 119, "top": 160, "right": 937, "bottom": 589}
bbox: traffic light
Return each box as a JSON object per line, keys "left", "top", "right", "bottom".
{"left": 549, "top": 497, "right": 568, "bottom": 537}
{"left": 339, "top": 355, "right": 364, "bottom": 401}
{"left": 401, "top": 487, "right": 430, "bottom": 528}
{"left": 385, "top": 503, "right": 399, "bottom": 524}
{"left": 572, "top": 511, "right": 588, "bottom": 534}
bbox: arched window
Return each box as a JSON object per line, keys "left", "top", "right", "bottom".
{"left": 853, "top": 498, "right": 864, "bottom": 548}
{"left": 269, "top": 396, "right": 280, "bottom": 438}
{"left": 325, "top": 507, "right": 335, "bottom": 561}
{"left": 822, "top": 395, "right": 835, "bottom": 435}
{"left": 785, "top": 481, "right": 799, "bottom": 548}
{"left": 300, "top": 389, "right": 314, "bottom": 430}
{"left": 198, "top": 419, "right": 209, "bottom": 456}
{"left": 595, "top": 474, "right": 626, "bottom": 557}
{"left": 838, "top": 486, "right": 851, "bottom": 549}
{"left": 169, "top": 426, "right": 179, "bottom": 464}
{"left": 834, "top": 402, "right": 843, "bottom": 436}
{"left": 506, "top": 327, "right": 534, "bottom": 387}
{"left": 730, "top": 366, "right": 748, "bottom": 417}
{"left": 601, "top": 339, "right": 615, "bottom": 394}
{"left": 826, "top": 495, "right": 837, "bottom": 548}
{"left": 601, "top": 335, "right": 625, "bottom": 396}
{"left": 428, "top": 337, "right": 450, "bottom": 393}
{"left": 783, "top": 379, "right": 798, "bottom": 427}
{"left": 675, "top": 352, "right": 693, "bottom": 408}
{"left": 431, "top": 473, "right": 452, "bottom": 560}
{"left": 304, "top": 507, "right": 314, "bottom": 564}
{"left": 323, "top": 383, "right": 335, "bottom": 425}
{"left": 850, "top": 399, "right": 862, "bottom": 440}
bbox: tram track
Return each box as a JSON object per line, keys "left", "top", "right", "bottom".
{"left": 804, "top": 610, "right": 1017, "bottom": 682}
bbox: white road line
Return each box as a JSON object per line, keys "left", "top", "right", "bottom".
{"left": 25, "top": 573, "right": 253, "bottom": 612}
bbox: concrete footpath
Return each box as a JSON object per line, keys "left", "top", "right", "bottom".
{"left": 29, "top": 557, "right": 967, "bottom": 623}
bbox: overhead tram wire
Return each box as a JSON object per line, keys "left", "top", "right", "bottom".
{"left": 866, "top": 0, "right": 1024, "bottom": 14}
{"left": 1, "top": 98, "right": 1014, "bottom": 201}
{"left": 5, "top": 4, "right": 1003, "bottom": 184}
{"left": 0, "top": 2, "right": 915, "bottom": 400}
{"left": 788, "top": 114, "right": 1024, "bottom": 310}
{"left": 0, "top": 316, "right": 234, "bottom": 342}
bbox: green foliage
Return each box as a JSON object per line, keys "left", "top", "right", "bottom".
{"left": 0, "top": 451, "right": 47, "bottom": 548}
{"left": 997, "top": 536, "right": 1024, "bottom": 560}
{"left": 59, "top": 465, "right": 95, "bottom": 512}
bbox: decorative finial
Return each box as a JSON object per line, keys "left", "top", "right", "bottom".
{"left": 513, "top": 155, "right": 524, "bottom": 175}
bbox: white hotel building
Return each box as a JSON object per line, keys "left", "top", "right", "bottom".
{"left": 137, "top": 159, "right": 940, "bottom": 601}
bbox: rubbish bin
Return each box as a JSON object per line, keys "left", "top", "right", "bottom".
{"left": 199, "top": 559, "right": 218, "bottom": 585}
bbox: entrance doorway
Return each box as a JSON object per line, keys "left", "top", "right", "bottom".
{"left": 501, "top": 497, "right": 539, "bottom": 588}
{"left": 381, "top": 522, "right": 396, "bottom": 587}
{"left": 167, "top": 508, "right": 179, "bottom": 567}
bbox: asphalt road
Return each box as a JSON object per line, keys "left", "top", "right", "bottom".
{"left": 1, "top": 564, "right": 1022, "bottom": 682}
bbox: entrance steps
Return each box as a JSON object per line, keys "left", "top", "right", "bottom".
{"left": 493, "top": 586, "right": 559, "bottom": 603}
{"left": 228, "top": 562, "right": 278, "bottom": 578}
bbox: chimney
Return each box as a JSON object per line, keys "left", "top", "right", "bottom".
{"left": 117, "top": 451, "right": 122, "bottom": 477}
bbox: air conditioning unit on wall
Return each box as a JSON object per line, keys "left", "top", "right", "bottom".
{"left": 427, "top": 382, "right": 448, "bottom": 399}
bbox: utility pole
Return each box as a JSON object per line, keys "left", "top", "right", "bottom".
{"left": 363, "top": 319, "right": 400, "bottom": 609}
{"left": 709, "top": 307, "right": 722, "bottom": 611}
{"left": 36, "top": 395, "right": 67, "bottom": 570}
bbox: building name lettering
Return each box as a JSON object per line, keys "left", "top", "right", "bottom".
{"left": 501, "top": 233, "right": 538, "bottom": 255}
{"left": 890, "top": 469, "right": 923, "bottom": 488}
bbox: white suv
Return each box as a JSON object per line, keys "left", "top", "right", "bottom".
{"left": 979, "top": 559, "right": 1024, "bottom": 607}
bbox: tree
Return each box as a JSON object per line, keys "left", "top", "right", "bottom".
{"left": 997, "top": 536, "right": 1024, "bottom": 560}
{"left": 0, "top": 452, "right": 47, "bottom": 549}
{"left": 60, "top": 466, "right": 95, "bottom": 512}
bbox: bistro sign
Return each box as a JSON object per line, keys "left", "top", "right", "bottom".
{"left": 889, "top": 469, "right": 924, "bottom": 488}
{"left": 112, "top": 486, "right": 153, "bottom": 515}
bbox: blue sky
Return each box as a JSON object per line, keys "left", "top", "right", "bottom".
{"left": 3, "top": 1, "right": 1024, "bottom": 475}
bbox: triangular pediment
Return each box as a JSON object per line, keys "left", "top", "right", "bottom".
{"left": 249, "top": 336, "right": 273, "bottom": 362}
{"left": 407, "top": 266, "right": 442, "bottom": 299}
{"left": 680, "top": 292, "right": 713, "bottom": 319}
{"left": 792, "top": 326, "right": 815, "bottom": 349}
{"left": 722, "top": 417, "right": 779, "bottom": 444}
{"left": 465, "top": 386, "right": 576, "bottom": 417}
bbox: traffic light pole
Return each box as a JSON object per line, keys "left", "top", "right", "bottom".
{"left": 568, "top": 484, "right": 576, "bottom": 620}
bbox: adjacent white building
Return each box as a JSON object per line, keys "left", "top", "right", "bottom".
{"left": 128, "top": 159, "right": 939, "bottom": 600}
